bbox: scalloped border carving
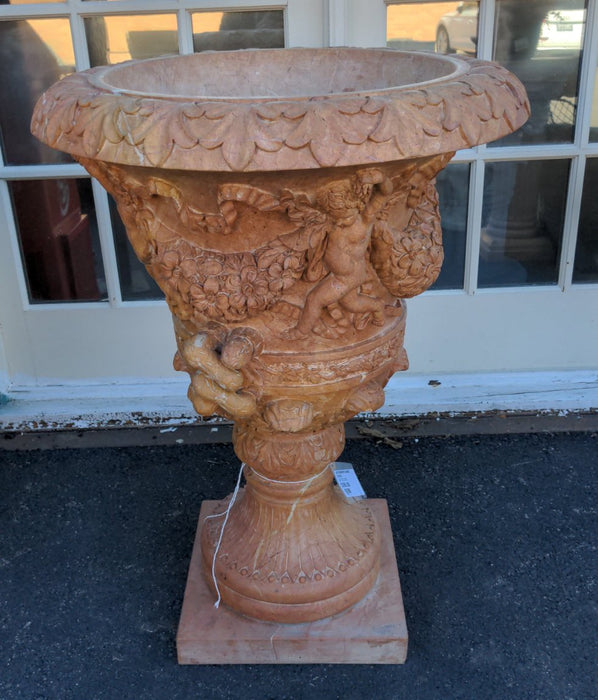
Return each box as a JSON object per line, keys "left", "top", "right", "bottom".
{"left": 31, "top": 51, "right": 529, "bottom": 172}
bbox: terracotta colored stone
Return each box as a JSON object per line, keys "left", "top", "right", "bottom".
{"left": 31, "top": 48, "right": 528, "bottom": 630}
{"left": 177, "top": 499, "right": 408, "bottom": 664}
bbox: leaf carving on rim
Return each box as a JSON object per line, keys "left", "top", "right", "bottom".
{"left": 43, "top": 97, "right": 78, "bottom": 146}
{"left": 179, "top": 104, "right": 284, "bottom": 160}
{"left": 341, "top": 111, "right": 378, "bottom": 146}
{"left": 459, "top": 110, "right": 482, "bottom": 145}
{"left": 75, "top": 100, "right": 118, "bottom": 156}
{"left": 284, "top": 109, "right": 315, "bottom": 150}
{"left": 178, "top": 103, "right": 206, "bottom": 145}
{"left": 255, "top": 103, "right": 287, "bottom": 121}
{"left": 181, "top": 102, "right": 231, "bottom": 147}
{"left": 504, "top": 75, "right": 529, "bottom": 110}
{"left": 485, "top": 80, "right": 520, "bottom": 129}
{"left": 467, "top": 92, "right": 493, "bottom": 123}
{"left": 198, "top": 112, "right": 236, "bottom": 150}
{"left": 281, "top": 103, "right": 309, "bottom": 121}
{"left": 369, "top": 102, "right": 423, "bottom": 154}
{"left": 30, "top": 55, "right": 529, "bottom": 170}
{"left": 253, "top": 110, "right": 287, "bottom": 153}
{"left": 142, "top": 121, "right": 176, "bottom": 166}
{"left": 441, "top": 97, "right": 462, "bottom": 133}
{"left": 115, "top": 102, "right": 152, "bottom": 147}
{"left": 336, "top": 97, "right": 368, "bottom": 116}
{"left": 361, "top": 97, "right": 387, "bottom": 117}
{"left": 470, "top": 61, "right": 529, "bottom": 108}
{"left": 284, "top": 103, "right": 372, "bottom": 166}
{"left": 220, "top": 109, "right": 258, "bottom": 170}
{"left": 368, "top": 102, "right": 399, "bottom": 145}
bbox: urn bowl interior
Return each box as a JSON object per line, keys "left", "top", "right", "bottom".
{"left": 92, "top": 47, "right": 463, "bottom": 101}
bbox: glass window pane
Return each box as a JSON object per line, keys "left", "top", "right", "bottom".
{"left": 479, "top": 160, "right": 569, "bottom": 287}
{"left": 491, "top": 0, "right": 586, "bottom": 146}
{"left": 0, "top": 19, "right": 74, "bottom": 165}
{"left": 432, "top": 162, "right": 470, "bottom": 290}
{"left": 387, "top": 2, "right": 478, "bottom": 55}
{"left": 589, "top": 48, "right": 598, "bottom": 142}
{"left": 192, "top": 11, "right": 284, "bottom": 52}
{"left": 573, "top": 159, "right": 598, "bottom": 283}
{"left": 10, "top": 178, "right": 107, "bottom": 303}
{"left": 85, "top": 14, "right": 178, "bottom": 66}
{"left": 108, "top": 195, "right": 163, "bottom": 301}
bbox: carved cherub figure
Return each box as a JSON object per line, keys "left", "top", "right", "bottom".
{"left": 286, "top": 169, "right": 393, "bottom": 338}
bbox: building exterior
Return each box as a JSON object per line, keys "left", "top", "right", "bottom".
{"left": 1, "top": 0, "right": 597, "bottom": 428}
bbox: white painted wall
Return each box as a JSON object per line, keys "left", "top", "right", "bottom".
{"left": 404, "top": 287, "right": 598, "bottom": 374}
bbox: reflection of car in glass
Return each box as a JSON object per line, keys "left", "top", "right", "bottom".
{"left": 537, "top": 10, "right": 585, "bottom": 53}
{"left": 435, "top": 2, "right": 479, "bottom": 55}
{"left": 436, "top": 4, "right": 585, "bottom": 57}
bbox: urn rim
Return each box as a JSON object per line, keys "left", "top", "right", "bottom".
{"left": 31, "top": 46, "right": 530, "bottom": 172}
{"left": 87, "top": 47, "right": 468, "bottom": 102}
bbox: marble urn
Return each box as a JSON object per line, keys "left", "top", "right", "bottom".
{"left": 31, "top": 47, "right": 529, "bottom": 662}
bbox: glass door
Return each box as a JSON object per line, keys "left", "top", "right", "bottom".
{"left": 0, "top": 0, "right": 326, "bottom": 390}
{"left": 344, "top": 0, "right": 598, "bottom": 375}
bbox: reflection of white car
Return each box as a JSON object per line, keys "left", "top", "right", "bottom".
{"left": 537, "top": 10, "right": 585, "bottom": 53}
{"left": 435, "top": 4, "right": 585, "bottom": 57}
{"left": 435, "top": 2, "right": 479, "bottom": 55}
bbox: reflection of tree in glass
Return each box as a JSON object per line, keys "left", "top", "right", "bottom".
{"left": 492, "top": 0, "right": 585, "bottom": 147}
{"left": 0, "top": 16, "right": 68, "bottom": 164}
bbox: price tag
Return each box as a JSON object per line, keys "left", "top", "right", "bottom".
{"left": 331, "top": 462, "right": 366, "bottom": 500}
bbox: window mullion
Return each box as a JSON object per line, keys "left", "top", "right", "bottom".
{"left": 73, "top": 1, "right": 179, "bottom": 15}
{"left": 559, "top": 154, "right": 586, "bottom": 290}
{"left": 327, "top": 0, "right": 347, "bottom": 47}
{"left": 476, "top": 0, "right": 495, "bottom": 61}
{"left": 464, "top": 0, "right": 493, "bottom": 295}
{"left": 91, "top": 181, "right": 123, "bottom": 307}
{"left": 0, "top": 3, "right": 67, "bottom": 20}
{"left": 70, "top": 8, "right": 91, "bottom": 70}
{"left": 178, "top": 7, "right": 195, "bottom": 54}
{"left": 463, "top": 158, "right": 485, "bottom": 295}
{"left": 0, "top": 181, "right": 34, "bottom": 310}
{"left": 0, "top": 164, "right": 87, "bottom": 181}
{"left": 482, "top": 145, "right": 579, "bottom": 162}
{"left": 574, "top": 0, "right": 598, "bottom": 148}
{"left": 179, "top": 0, "right": 286, "bottom": 8}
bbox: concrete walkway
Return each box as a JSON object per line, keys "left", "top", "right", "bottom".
{"left": 1, "top": 432, "right": 597, "bottom": 699}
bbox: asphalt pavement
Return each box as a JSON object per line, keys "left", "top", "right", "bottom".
{"left": 1, "top": 431, "right": 597, "bottom": 700}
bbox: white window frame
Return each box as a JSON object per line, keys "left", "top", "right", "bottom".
{"left": 1, "top": 0, "right": 598, "bottom": 425}
{"left": 348, "top": 0, "right": 598, "bottom": 414}
{"left": 0, "top": 0, "right": 323, "bottom": 314}
{"left": 378, "top": 0, "right": 598, "bottom": 295}
{"left": 0, "top": 0, "right": 325, "bottom": 390}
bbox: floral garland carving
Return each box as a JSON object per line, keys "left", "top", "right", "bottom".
{"left": 32, "top": 54, "right": 530, "bottom": 172}
{"left": 371, "top": 181, "right": 444, "bottom": 298}
{"left": 84, "top": 155, "right": 448, "bottom": 332}
{"left": 151, "top": 237, "right": 305, "bottom": 323}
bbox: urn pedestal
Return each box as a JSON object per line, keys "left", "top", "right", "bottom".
{"left": 32, "top": 47, "right": 528, "bottom": 663}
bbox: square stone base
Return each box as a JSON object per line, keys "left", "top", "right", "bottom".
{"left": 176, "top": 498, "right": 408, "bottom": 664}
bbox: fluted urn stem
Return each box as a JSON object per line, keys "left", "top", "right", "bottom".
{"left": 201, "top": 425, "right": 381, "bottom": 622}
